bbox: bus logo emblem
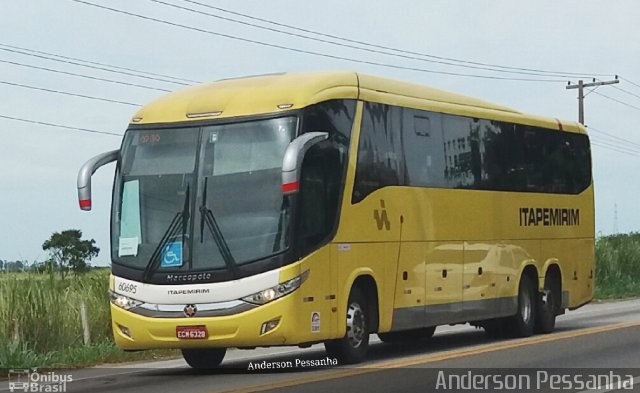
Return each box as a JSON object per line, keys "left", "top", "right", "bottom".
{"left": 184, "top": 304, "right": 198, "bottom": 317}
{"left": 373, "top": 199, "right": 391, "bottom": 231}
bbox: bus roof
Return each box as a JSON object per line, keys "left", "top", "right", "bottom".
{"left": 131, "top": 71, "right": 584, "bottom": 134}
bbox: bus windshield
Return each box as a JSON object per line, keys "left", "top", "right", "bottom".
{"left": 111, "top": 117, "right": 297, "bottom": 277}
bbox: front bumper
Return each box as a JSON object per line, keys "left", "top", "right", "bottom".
{"left": 111, "top": 293, "right": 303, "bottom": 350}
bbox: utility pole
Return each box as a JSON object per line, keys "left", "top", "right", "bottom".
{"left": 566, "top": 77, "right": 619, "bottom": 124}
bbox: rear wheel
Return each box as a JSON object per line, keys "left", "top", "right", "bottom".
{"left": 378, "top": 326, "right": 435, "bottom": 343}
{"left": 535, "top": 274, "right": 559, "bottom": 334}
{"left": 324, "top": 288, "right": 369, "bottom": 364}
{"left": 507, "top": 275, "right": 536, "bottom": 337}
{"left": 181, "top": 348, "right": 226, "bottom": 369}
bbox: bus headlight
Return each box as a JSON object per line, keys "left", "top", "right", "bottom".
{"left": 109, "top": 290, "right": 143, "bottom": 310}
{"left": 241, "top": 270, "right": 309, "bottom": 305}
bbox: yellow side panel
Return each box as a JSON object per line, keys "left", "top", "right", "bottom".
{"left": 394, "top": 242, "right": 425, "bottom": 310}
{"left": 291, "top": 247, "right": 337, "bottom": 340}
{"left": 541, "top": 238, "right": 595, "bottom": 308}
{"left": 425, "top": 242, "right": 463, "bottom": 306}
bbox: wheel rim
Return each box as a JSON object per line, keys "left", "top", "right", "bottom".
{"left": 346, "top": 301, "right": 366, "bottom": 348}
{"left": 521, "top": 287, "right": 532, "bottom": 324}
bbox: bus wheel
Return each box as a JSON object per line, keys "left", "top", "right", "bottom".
{"left": 535, "top": 276, "right": 558, "bottom": 334}
{"left": 378, "top": 326, "right": 435, "bottom": 343}
{"left": 181, "top": 348, "right": 226, "bottom": 369}
{"left": 508, "top": 275, "right": 536, "bottom": 337}
{"left": 324, "top": 288, "right": 369, "bottom": 364}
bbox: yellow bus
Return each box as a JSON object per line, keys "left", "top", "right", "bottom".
{"left": 78, "top": 71, "right": 594, "bottom": 367}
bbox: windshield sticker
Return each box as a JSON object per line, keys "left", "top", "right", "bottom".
{"left": 121, "top": 180, "right": 142, "bottom": 240}
{"left": 161, "top": 241, "right": 183, "bottom": 268}
{"left": 118, "top": 237, "right": 139, "bottom": 257}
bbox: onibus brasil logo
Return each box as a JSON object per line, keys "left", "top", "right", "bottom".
{"left": 8, "top": 368, "right": 72, "bottom": 392}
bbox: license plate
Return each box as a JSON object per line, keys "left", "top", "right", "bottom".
{"left": 176, "top": 325, "right": 208, "bottom": 340}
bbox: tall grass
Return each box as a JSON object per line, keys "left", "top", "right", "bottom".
{"left": 0, "top": 270, "right": 177, "bottom": 369}
{"left": 595, "top": 232, "right": 640, "bottom": 299}
{"left": 0, "top": 270, "right": 111, "bottom": 354}
{"left": 0, "top": 270, "right": 110, "bottom": 368}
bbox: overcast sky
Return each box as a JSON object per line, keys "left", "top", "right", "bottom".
{"left": 1, "top": 1, "right": 639, "bottom": 265}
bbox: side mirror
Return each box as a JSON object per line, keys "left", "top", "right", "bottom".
{"left": 77, "top": 150, "right": 119, "bottom": 211}
{"left": 281, "top": 132, "right": 329, "bottom": 194}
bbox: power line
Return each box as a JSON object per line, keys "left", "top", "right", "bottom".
{"left": 609, "top": 83, "right": 640, "bottom": 101}
{"left": 0, "top": 80, "right": 142, "bottom": 106}
{"left": 0, "top": 114, "right": 123, "bottom": 137}
{"left": 69, "top": 0, "right": 567, "bottom": 83}
{"left": 620, "top": 76, "right": 640, "bottom": 90}
{"left": 0, "top": 58, "right": 171, "bottom": 92}
{"left": 591, "top": 141, "right": 640, "bottom": 157}
{"left": 150, "top": 0, "right": 605, "bottom": 80}
{"left": 0, "top": 43, "right": 200, "bottom": 84}
{"left": 590, "top": 137, "right": 640, "bottom": 154}
{"left": 588, "top": 126, "right": 640, "bottom": 150}
{"left": 176, "top": 0, "right": 613, "bottom": 79}
{"left": 0, "top": 45, "right": 191, "bottom": 86}
{"left": 591, "top": 90, "right": 640, "bottom": 112}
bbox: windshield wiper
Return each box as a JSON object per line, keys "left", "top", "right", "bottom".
{"left": 142, "top": 184, "right": 190, "bottom": 280}
{"left": 199, "top": 177, "right": 238, "bottom": 275}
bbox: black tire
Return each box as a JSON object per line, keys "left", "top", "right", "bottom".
{"left": 378, "top": 326, "right": 435, "bottom": 343}
{"left": 507, "top": 275, "right": 536, "bottom": 337}
{"left": 181, "top": 348, "right": 226, "bottom": 369}
{"left": 324, "top": 288, "right": 369, "bottom": 364}
{"left": 535, "top": 276, "right": 558, "bottom": 334}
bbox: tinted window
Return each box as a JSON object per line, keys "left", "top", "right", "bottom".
{"left": 297, "top": 100, "right": 356, "bottom": 254}
{"left": 443, "top": 115, "right": 481, "bottom": 188}
{"left": 352, "top": 102, "right": 591, "bottom": 202}
{"left": 402, "top": 110, "right": 447, "bottom": 187}
{"left": 352, "top": 103, "right": 404, "bottom": 203}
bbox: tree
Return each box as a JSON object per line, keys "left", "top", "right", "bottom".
{"left": 42, "top": 229, "right": 99, "bottom": 278}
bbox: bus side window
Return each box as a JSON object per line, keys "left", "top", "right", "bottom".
{"left": 298, "top": 145, "right": 341, "bottom": 254}
{"left": 352, "top": 103, "right": 404, "bottom": 203}
{"left": 402, "top": 109, "right": 446, "bottom": 188}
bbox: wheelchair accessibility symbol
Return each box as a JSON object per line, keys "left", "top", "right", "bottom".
{"left": 161, "top": 241, "right": 183, "bottom": 267}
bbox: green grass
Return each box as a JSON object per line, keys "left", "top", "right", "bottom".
{"left": 595, "top": 232, "right": 640, "bottom": 299}
{"left": 0, "top": 270, "right": 178, "bottom": 369}
{"left": 0, "top": 340, "right": 178, "bottom": 369}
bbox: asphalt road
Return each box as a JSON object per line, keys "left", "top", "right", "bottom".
{"left": 3, "top": 299, "right": 640, "bottom": 393}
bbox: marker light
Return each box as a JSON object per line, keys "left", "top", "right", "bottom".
{"left": 241, "top": 271, "right": 309, "bottom": 305}
{"left": 260, "top": 318, "right": 281, "bottom": 335}
{"left": 118, "top": 324, "right": 132, "bottom": 338}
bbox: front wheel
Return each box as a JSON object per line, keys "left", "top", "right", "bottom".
{"left": 181, "top": 348, "right": 226, "bottom": 369}
{"left": 324, "top": 288, "right": 369, "bottom": 364}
